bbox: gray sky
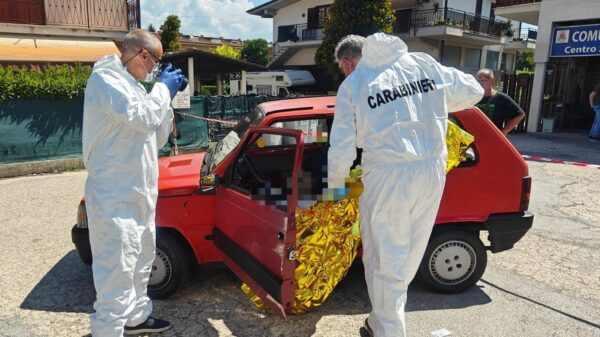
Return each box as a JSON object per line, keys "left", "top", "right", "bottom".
{"left": 141, "top": 0, "right": 273, "bottom": 41}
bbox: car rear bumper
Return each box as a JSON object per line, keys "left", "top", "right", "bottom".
{"left": 71, "top": 225, "right": 92, "bottom": 265}
{"left": 484, "top": 212, "right": 534, "bottom": 253}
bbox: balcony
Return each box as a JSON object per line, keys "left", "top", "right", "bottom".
{"left": 494, "top": 0, "right": 541, "bottom": 25}
{"left": 277, "top": 23, "right": 324, "bottom": 43}
{"left": 394, "top": 8, "right": 507, "bottom": 43}
{"left": 505, "top": 28, "right": 537, "bottom": 51}
{"left": 0, "top": 0, "right": 140, "bottom": 39}
{"left": 496, "top": 0, "right": 541, "bottom": 7}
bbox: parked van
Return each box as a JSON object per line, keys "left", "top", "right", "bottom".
{"left": 230, "top": 70, "right": 315, "bottom": 96}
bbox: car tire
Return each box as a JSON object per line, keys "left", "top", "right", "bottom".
{"left": 148, "top": 233, "right": 190, "bottom": 300}
{"left": 418, "top": 230, "right": 487, "bottom": 293}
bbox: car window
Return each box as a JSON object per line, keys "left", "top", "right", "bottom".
{"left": 230, "top": 133, "right": 298, "bottom": 211}
{"left": 265, "top": 118, "right": 329, "bottom": 146}
{"left": 449, "top": 115, "right": 478, "bottom": 167}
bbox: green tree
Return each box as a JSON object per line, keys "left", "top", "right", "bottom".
{"left": 516, "top": 52, "right": 534, "bottom": 72}
{"left": 147, "top": 24, "right": 156, "bottom": 33}
{"left": 241, "top": 38, "right": 269, "bottom": 65}
{"left": 159, "top": 15, "right": 182, "bottom": 52}
{"left": 315, "top": 0, "right": 395, "bottom": 76}
{"left": 210, "top": 45, "right": 241, "bottom": 59}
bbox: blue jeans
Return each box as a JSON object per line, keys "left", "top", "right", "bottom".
{"left": 591, "top": 105, "right": 600, "bottom": 137}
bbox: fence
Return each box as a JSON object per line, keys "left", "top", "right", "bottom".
{"left": 500, "top": 72, "right": 534, "bottom": 132}
{"left": 0, "top": 95, "right": 278, "bottom": 165}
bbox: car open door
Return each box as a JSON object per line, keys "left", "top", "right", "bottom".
{"left": 213, "top": 126, "right": 304, "bottom": 319}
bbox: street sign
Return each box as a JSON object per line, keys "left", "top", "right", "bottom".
{"left": 550, "top": 24, "right": 600, "bottom": 58}
{"left": 171, "top": 84, "right": 191, "bottom": 109}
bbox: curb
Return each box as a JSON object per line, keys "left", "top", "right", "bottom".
{"left": 521, "top": 154, "right": 600, "bottom": 169}
{"left": 0, "top": 157, "right": 84, "bottom": 179}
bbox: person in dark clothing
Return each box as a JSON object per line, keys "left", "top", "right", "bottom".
{"left": 475, "top": 69, "right": 525, "bottom": 135}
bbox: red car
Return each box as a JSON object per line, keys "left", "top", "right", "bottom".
{"left": 72, "top": 96, "right": 533, "bottom": 318}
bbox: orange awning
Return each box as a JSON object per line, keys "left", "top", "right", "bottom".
{"left": 0, "top": 36, "right": 120, "bottom": 63}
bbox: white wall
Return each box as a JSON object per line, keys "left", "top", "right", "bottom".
{"left": 273, "top": 0, "right": 333, "bottom": 42}
{"left": 284, "top": 47, "right": 319, "bottom": 66}
{"left": 527, "top": 0, "right": 600, "bottom": 132}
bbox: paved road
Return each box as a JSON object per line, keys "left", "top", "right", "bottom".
{"left": 0, "top": 161, "right": 599, "bottom": 337}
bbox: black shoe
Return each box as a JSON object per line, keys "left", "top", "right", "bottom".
{"left": 361, "top": 318, "right": 374, "bottom": 337}
{"left": 589, "top": 136, "right": 600, "bottom": 143}
{"left": 124, "top": 317, "right": 171, "bottom": 335}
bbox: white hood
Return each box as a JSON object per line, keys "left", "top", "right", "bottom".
{"left": 361, "top": 33, "right": 409, "bottom": 68}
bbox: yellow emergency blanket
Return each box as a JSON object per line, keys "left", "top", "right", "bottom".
{"left": 242, "top": 121, "right": 474, "bottom": 314}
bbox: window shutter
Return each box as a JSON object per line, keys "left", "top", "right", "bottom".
{"left": 307, "top": 7, "right": 318, "bottom": 30}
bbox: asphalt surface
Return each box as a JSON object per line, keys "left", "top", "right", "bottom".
{"left": 0, "top": 159, "right": 599, "bottom": 337}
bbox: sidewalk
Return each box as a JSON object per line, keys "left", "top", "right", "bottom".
{"left": 508, "top": 131, "right": 600, "bottom": 166}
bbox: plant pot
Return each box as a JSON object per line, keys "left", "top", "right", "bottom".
{"left": 542, "top": 117, "right": 556, "bottom": 133}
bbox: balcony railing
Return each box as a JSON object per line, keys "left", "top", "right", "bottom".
{"left": 511, "top": 28, "right": 537, "bottom": 42}
{"left": 0, "top": 0, "right": 140, "bottom": 31}
{"left": 394, "top": 8, "right": 507, "bottom": 38}
{"left": 496, "top": 0, "right": 542, "bottom": 7}
{"left": 277, "top": 23, "right": 324, "bottom": 43}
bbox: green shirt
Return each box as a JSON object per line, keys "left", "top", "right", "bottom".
{"left": 594, "top": 83, "right": 600, "bottom": 105}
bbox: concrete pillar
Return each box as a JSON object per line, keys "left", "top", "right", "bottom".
{"left": 527, "top": 61, "right": 547, "bottom": 133}
{"left": 187, "top": 57, "right": 195, "bottom": 96}
{"left": 241, "top": 70, "right": 247, "bottom": 95}
{"left": 216, "top": 73, "right": 223, "bottom": 95}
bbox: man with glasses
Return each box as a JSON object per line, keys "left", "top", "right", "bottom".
{"left": 82, "top": 28, "right": 185, "bottom": 337}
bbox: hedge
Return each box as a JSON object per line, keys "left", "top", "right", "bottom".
{"left": 0, "top": 64, "right": 92, "bottom": 101}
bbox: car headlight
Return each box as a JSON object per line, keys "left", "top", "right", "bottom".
{"left": 76, "top": 201, "right": 88, "bottom": 229}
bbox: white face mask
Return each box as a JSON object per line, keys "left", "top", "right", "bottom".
{"left": 144, "top": 61, "right": 160, "bottom": 82}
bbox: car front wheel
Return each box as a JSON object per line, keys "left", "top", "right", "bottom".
{"left": 418, "top": 230, "right": 487, "bottom": 293}
{"left": 148, "top": 234, "right": 190, "bottom": 300}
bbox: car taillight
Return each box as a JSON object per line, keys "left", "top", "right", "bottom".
{"left": 76, "top": 201, "right": 88, "bottom": 229}
{"left": 520, "top": 176, "right": 531, "bottom": 212}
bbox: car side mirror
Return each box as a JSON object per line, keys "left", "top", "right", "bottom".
{"left": 199, "top": 173, "right": 219, "bottom": 194}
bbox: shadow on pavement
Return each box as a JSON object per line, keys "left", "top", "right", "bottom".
{"left": 21, "top": 253, "right": 492, "bottom": 337}
{"left": 20, "top": 250, "right": 95, "bottom": 314}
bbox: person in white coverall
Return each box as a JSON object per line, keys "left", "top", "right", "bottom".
{"left": 327, "top": 33, "right": 484, "bottom": 337}
{"left": 82, "top": 29, "right": 185, "bottom": 337}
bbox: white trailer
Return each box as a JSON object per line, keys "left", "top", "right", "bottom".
{"left": 230, "top": 70, "right": 315, "bottom": 96}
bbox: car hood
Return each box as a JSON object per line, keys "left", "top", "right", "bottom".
{"left": 158, "top": 152, "right": 205, "bottom": 197}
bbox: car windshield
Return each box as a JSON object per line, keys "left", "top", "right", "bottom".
{"left": 206, "top": 106, "right": 266, "bottom": 172}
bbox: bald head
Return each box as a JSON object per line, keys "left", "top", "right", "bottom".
{"left": 121, "top": 29, "right": 162, "bottom": 60}
{"left": 476, "top": 68, "right": 495, "bottom": 94}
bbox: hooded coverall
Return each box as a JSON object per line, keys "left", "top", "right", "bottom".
{"left": 82, "top": 54, "right": 173, "bottom": 337}
{"left": 328, "top": 33, "right": 484, "bottom": 336}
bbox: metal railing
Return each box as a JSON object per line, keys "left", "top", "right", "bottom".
{"left": 496, "top": 0, "right": 541, "bottom": 7}
{"left": 394, "top": 8, "right": 506, "bottom": 38}
{"left": 276, "top": 23, "right": 324, "bottom": 43}
{"left": 511, "top": 28, "right": 537, "bottom": 42}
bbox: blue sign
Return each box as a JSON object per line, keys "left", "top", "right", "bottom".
{"left": 550, "top": 24, "right": 600, "bottom": 57}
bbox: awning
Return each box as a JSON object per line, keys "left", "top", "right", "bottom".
{"left": 0, "top": 36, "right": 120, "bottom": 63}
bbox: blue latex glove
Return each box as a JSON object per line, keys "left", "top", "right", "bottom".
{"left": 158, "top": 64, "right": 185, "bottom": 99}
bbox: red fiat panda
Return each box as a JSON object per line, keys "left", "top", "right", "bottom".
{"left": 72, "top": 96, "right": 533, "bottom": 318}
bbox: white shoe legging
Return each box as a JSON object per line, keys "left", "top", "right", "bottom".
{"left": 87, "top": 195, "right": 156, "bottom": 337}
{"left": 360, "top": 158, "right": 446, "bottom": 337}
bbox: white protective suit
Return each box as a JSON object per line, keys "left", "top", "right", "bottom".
{"left": 82, "top": 54, "right": 173, "bottom": 337}
{"left": 328, "top": 33, "right": 483, "bottom": 336}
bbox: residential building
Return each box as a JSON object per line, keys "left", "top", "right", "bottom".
{"left": 178, "top": 34, "right": 244, "bottom": 52}
{"left": 0, "top": 0, "right": 141, "bottom": 65}
{"left": 496, "top": 0, "right": 600, "bottom": 133}
{"left": 248, "top": 0, "right": 536, "bottom": 90}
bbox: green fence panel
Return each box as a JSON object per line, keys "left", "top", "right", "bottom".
{"left": 160, "top": 96, "right": 209, "bottom": 156}
{"left": 0, "top": 99, "right": 83, "bottom": 164}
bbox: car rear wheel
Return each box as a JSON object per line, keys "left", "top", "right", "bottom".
{"left": 148, "top": 234, "right": 190, "bottom": 300}
{"left": 418, "top": 230, "right": 487, "bottom": 293}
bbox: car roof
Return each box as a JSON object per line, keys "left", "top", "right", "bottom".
{"left": 258, "top": 96, "right": 336, "bottom": 115}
